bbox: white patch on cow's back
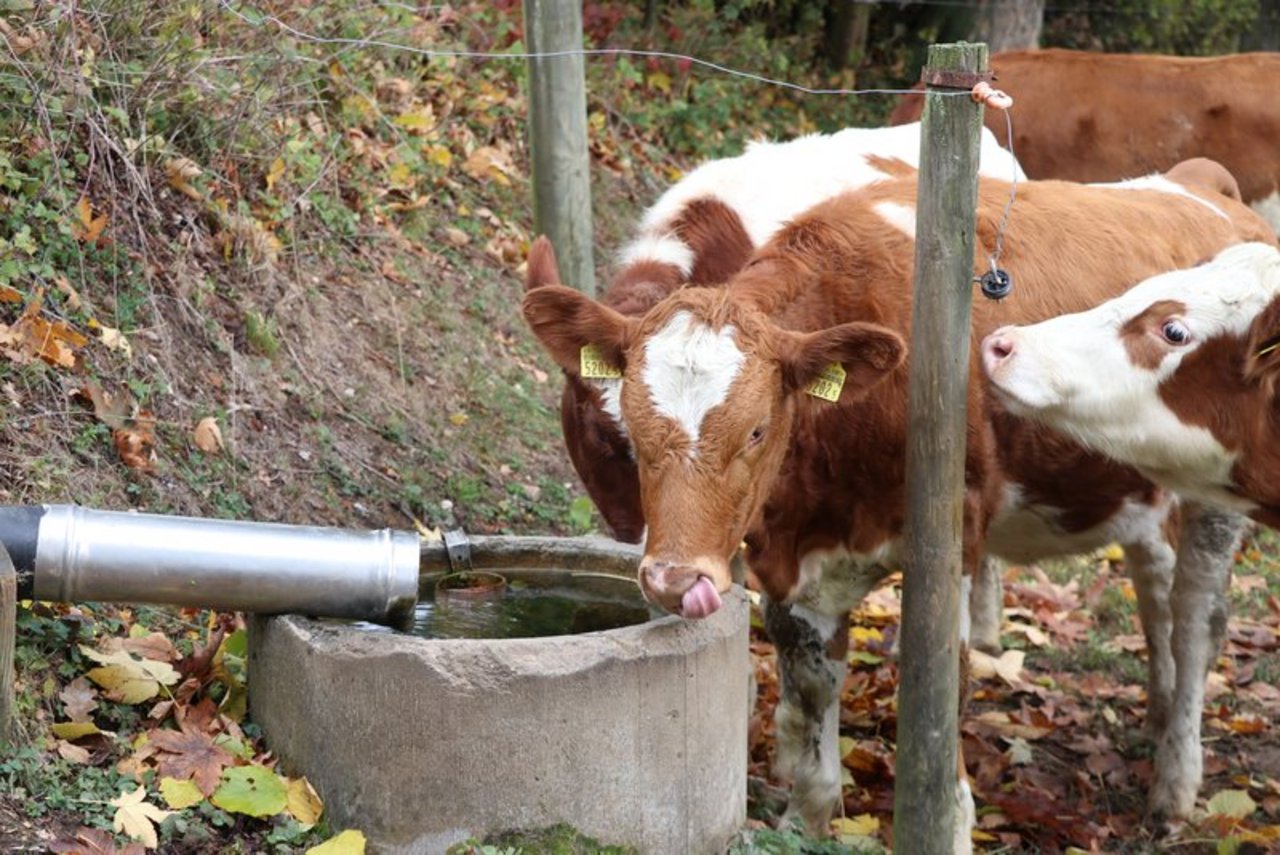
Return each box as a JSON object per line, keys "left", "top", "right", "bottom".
{"left": 1251, "top": 189, "right": 1280, "bottom": 234}
{"left": 1096, "top": 174, "right": 1229, "bottom": 219}
{"left": 641, "top": 310, "right": 744, "bottom": 445}
{"left": 958, "top": 574, "right": 972, "bottom": 647}
{"left": 617, "top": 233, "right": 695, "bottom": 276}
{"left": 873, "top": 201, "right": 917, "bottom": 239}
{"left": 617, "top": 124, "right": 1024, "bottom": 273}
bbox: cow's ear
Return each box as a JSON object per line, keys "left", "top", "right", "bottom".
{"left": 522, "top": 284, "right": 634, "bottom": 377}
{"left": 525, "top": 235, "right": 563, "bottom": 293}
{"left": 1244, "top": 295, "right": 1280, "bottom": 394}
{"left": 776, "top": 322, "right": 906, "bottom": 402}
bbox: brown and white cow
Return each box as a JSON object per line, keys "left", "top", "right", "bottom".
{"left": 533, "top": 122, "right": 1025, "bottom": 545}
{"left": 889, "top": 48, "right": 1280, "bottom": 230}
{"left": 982, "top": 240, "right": 1280, "bottom": 524}
{"left": 524, "top": 164, "right": 1273, "bottom": 849}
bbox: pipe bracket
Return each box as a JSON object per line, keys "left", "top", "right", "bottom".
{"left": 443, "top": 529, "right": 473, "bottom": 573}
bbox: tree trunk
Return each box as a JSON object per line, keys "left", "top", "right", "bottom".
{"left": 823, "top": 1, "right": 873, "bottom": 71}
{"left": 972, "top": 0, "right": 1044, "bottom": 52}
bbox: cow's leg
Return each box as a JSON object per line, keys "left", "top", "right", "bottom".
{"left": 1149, "top": 503, "right": 1244, "bottom": 822}
{"left": 967, "top": 555, "right": 1003, "bottom": 654}
{"left": 765, "top": 598, "right": 848, "bottom": 835}
{"left": 1123, "top": 529, "right": 1178, "bottom": 736}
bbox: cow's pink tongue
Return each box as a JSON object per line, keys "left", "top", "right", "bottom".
{"left": 680, "top": 576, "right": 722, "bottom": 619}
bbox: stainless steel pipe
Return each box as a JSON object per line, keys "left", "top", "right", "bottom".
{"left": 0, "top": 505, "right": 419, "bottom": 627}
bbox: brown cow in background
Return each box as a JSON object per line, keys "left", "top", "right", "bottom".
{"left": 889, "top": 48, "right": 1280, "bottom": 230}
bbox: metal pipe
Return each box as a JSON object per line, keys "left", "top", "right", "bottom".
{"left": 0, "top": 505, "right": 419, "bottom": 627}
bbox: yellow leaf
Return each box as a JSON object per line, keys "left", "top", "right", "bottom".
{"left": 449, "top": 412, "right": 468, "bottom": 426}
{"left": 75, "top": 197, "right": 109, "bottom": 243}
{"left": 81, "top": 645, "right": 180, "bottom": 705}
{"left": 159, "top": 776, "right": 205, "bottom": 810}
{"left": 850, "top": 626, "right": 883, "bottom": 645}
{"left": 266, "top": 157, "right": 286, "bottom": 191}
{"left": 1207, "top": 789, "right": 1258, "bottom": 819}
{"left": 192, "top": 417, "right": 224, "bottom": 454}
{"left": 394, "top": 106, "right": 436, "bottom": 134}
{"left": 832, "top": 814, "right": 879, "bottom": 837}
{"left": 461, "top": 145, "right": 513, "bottom": 186}
{"left": 99, "top": 325, "right": 132, "bottom": 359}
{"left": 306, "top": 830, "right": 367, "bottom": 855}
{"left": 286, "top": 777, "right": 324, "bottom": 828}
{"left": 111, "top": 785, "right": 174, "bottom": 849}
{"left": 647, "top": 71, "right": 671, "bottom": 93}
{"left": 385, "top": 161, "right": 414, "bottom": 189}
{"left": 425, "top": 145, "right": 453, "bottom": 169}
{"left": 51, "top": 721, "right": 105, "bottom": 740}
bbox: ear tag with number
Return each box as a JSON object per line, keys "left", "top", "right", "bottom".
{"left": 580, "top": 344, "right": 623, "bottom": 379}
{"left": 804, "top": 362, "right": 846, "bottom": 402}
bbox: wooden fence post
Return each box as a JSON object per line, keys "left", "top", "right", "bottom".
{"left": 894, "top": 41, "right": 987, "bottom": 853}
{"left": 524, "top": 0, "right": 597, "bottom": 297}
{"left": 0, "top": 544, "right": 15, "bottom": 745}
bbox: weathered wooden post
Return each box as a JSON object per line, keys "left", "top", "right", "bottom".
{"left": 524, "top": 0, "right": 597, "bottom": 296}
{"left": 0, "top": 544, "right": 16, "bottom": 745}
{"left": 894, "top": 41, "right": 988, "bottom": 852}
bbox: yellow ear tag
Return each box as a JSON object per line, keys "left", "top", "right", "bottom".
{"left": 805, "top": 362, "right": 846, "bottom": 402}
{"left": 580, "top": 344, "right": 622, "bottom": 379}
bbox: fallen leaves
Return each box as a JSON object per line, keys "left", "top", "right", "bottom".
{"left": 150, "top": 725, "right": 236, "bottom": 796}
{"left": 305, "top": 829, "right": 367, "bottom": 855}
{"left": 210, "top": 765, "right": 291, "bottom": 818}
{"left": 746, "top": 550, "right": 1280, "bottom": 852}
{"left": 74, "top": 197, "right": 109, "bottom": 244}
{"left": 49, "top": 827, "right": 146, "bottom": 855}
{"left": 81, "top": 646, "right": 180, "bottom": 705}
{"left": 110, "top": 786, "right": 174, "bottom": 849}
{"left": 0, "top": 287, "right": 89, "bottom": 368}
{"left": 73, "top": 381, "right": 158, "bottom": 472}
{"left": 192, "top": 416, "right": 224, "bottom": 454}
{"left": 461, "top": 144, "right": 516, "bottom": 186}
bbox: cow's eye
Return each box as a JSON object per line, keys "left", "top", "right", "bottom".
{"left": 1161, "top": 319, "right": 1191, "bottom": 346}
{"left": 747, "top": 425, "right": 766, "bottom": 447}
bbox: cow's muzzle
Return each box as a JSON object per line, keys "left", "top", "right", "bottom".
{"left": 639, "top": 557, "right": 729, "bottom": 619}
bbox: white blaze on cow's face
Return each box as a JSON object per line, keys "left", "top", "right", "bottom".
{"left": 980, "top": 241, "right": 1280, "bottom": 504}
{"left": 639, "top": 310, "right": 746, "bottom": 446}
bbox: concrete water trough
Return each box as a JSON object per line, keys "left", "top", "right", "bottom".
{"left": 248, "top": 534, "right": 750, "bottom": 854}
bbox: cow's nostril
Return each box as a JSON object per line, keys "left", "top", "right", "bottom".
{"left": 983, "top": 332, "right": 1015, "bottom": 364}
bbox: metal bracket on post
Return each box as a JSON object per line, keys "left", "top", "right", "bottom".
{"left": 443, "top": 529, "right": 473, "bottom": 573}
{"left": 919, "top": 68, "right": 994, "bottom": 90}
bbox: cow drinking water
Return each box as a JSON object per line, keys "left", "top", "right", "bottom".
{"left": 525, "top": 162, "right": 1272, "bottom": 850}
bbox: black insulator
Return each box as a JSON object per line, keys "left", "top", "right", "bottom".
{"left": 979, "top": 268, "right": 1013, "bottom": 300}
